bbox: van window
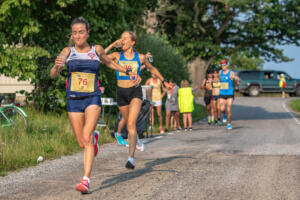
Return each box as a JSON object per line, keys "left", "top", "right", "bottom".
{"left": 239, "top": 71, "right": 260, "bottom": 80}
{"left": 264, "top": 72, "right": 275, "bottom": 79}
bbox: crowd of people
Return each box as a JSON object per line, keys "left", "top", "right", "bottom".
{"left": 50, "top": 17, "right": 240, "bottom": 194}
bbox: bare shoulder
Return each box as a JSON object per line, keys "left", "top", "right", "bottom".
{"left": 61, "top": 47, "right": 71, "bottom": 55}
{"left": 94, "top": 45, "right": 104, "bottom": 52}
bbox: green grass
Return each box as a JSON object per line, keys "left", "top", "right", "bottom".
{"left": 0, "top": 106, "right": 113, "bottom": 176}
{"left": 289, "top": 99, "right": 300, "bottom": 113}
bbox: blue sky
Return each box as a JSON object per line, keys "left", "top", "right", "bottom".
{"left": 264, "top": 45, "right": 300, "bottom": 79}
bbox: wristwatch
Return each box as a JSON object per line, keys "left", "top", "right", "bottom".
{"left": 125, "top": 68, "right": 132, "bottom": 75}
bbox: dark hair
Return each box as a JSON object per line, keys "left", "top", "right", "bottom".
{"left": 169, "top": 79, "right": 174, "bottom": 83}
{"left": 123, "top": 31, "right": 137, "bottom": 46}
{"left": 69, "top": 17, "right": 90, "bottom": 46}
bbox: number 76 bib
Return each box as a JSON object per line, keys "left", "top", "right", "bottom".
{"left": 70, "top": 72, "right": 95, "bottom": 93}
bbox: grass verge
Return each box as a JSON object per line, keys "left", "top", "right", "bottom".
{"left": 0, "top": 103, "right": 206, "bottom": 176}
{"left": 289, "top": 99, "right": 300, "bottom": 113}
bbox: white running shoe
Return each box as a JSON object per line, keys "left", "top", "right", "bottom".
{"left": 136, "top": 139, "right": 146, "bottom": 152}
{"left": 125, "top": 139, "right": 145, "bottom": 152}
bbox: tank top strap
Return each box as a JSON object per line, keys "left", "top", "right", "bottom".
{"left": 119, "top": 51, "right": 125, "bottom": 60}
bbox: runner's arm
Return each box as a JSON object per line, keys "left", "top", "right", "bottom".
{"left": 50, "top": 47, "right": 71, "bottom": 79}
{"left": 96, "top": 45, "right": 140, "bottom": 83}
{"left": 140, "top": 54, "right": 171, "bottom": 89}
{"left": 104, "top": 39, "right": 122, "bottom": 54}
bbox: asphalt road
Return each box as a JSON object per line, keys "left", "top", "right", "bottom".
{"left": 1, "top": 97, "right": 300, "bottom": 200}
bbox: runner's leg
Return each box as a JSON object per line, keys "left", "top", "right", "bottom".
{"left": 226, "top": 98, "right": 234, "bottom": 123}
{"left": 82, "top": 105, "right": 100, "bottom": 178}
{"left": 127, "top": 98, "right": 142, "bottom": 158}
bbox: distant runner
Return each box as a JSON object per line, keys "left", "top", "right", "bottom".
{"left": 201, "top": 71, "right": 214, "bottom": 125}
{"left": 212, "top": 69, "right": 221, "bottom": 125}
{"left": 218, "top": 60, "right": 240, "bottom": 130}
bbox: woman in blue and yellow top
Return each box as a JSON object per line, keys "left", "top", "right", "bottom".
{"left": 50, "top": 17, "right": 137, "bottom": 194}
{"left": 105, "top": 31, "right": 170, "bottom": 170}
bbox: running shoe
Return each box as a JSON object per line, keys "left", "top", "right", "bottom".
{"left": 125, "top": 139, "right": 145, "bottom": 152}
{"left": 136, "top": 139, "right": 146, "bottom": 152}
{"left": 223, "top": 114, "right": 227, "bottom": 123}
{"left": 76, "top": 179, "right": 89, "bottom": 194}
{"left": 189, "top": 128, "right": 193, "bottom": 131}
{"left": 227, "top": 123, "right": 232, "bottom": 130}
{"left": 125, "top": 160, "right": 135, "bottom": 170}
{"left": 217, "top": 120, "right": 222, "bottom": 126}
{"left": 93, "top": 131, "right": 100, "bottom": 157}
{"left": 114, "top": 132, "right": 125, "bottom": 146}
{"left": 184, "top": 128, "right": 188, "bottom": 131}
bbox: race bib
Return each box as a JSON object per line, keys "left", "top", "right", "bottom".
{"left": 220, "top": 82, "right": 229, "bottom": 90}
{"left": 70, "top": 72, "right": 95, "bottom": 93}
{"left": 118, "top": 61, "right": 138, "bottom": 76}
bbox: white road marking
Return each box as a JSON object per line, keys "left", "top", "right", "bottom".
{"left": 281, "top": 102, "right": 300, "bottom": 125}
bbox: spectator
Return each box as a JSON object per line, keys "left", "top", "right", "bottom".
{"left": 165, "top": 80, "right": 181, "bottom": 131}
{"left": 279, "top": 73, "right": 286, "bottom": 98}
{"left": 178, "top": 80, "right": 196, "bottom": 131}
{"left": 145, "top": 73, "right": 165, "bottom": 133}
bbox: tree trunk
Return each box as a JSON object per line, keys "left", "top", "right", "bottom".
{"left": 187, "top": 57, "right": 211, "bottom": 96}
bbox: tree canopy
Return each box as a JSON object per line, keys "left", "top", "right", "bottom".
{"left": 155, "top": 0, "right": 300, "bottom": 83}
{"left": 0, "top": 0, "right": 158, "bottom": 111}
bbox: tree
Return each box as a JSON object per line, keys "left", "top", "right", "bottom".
{"left": 155, "top": 0, "right": 300, "bottom": 85}
{"left": 0, "top": 0, "right": 158, "bottom": 112}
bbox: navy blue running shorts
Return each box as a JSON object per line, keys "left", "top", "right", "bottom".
{"left": 67, "top": 95, "right": 101, "bottom": 112}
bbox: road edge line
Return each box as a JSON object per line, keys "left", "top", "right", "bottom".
{"left": 281, "top": 101, "right": 300, "bottom": 125}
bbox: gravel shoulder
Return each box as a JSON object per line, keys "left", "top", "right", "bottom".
{"left": 1, "top": 97, "right": 300, "bottom": 200}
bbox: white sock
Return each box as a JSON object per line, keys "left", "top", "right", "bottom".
{"left": 83, "top": 176, "right": 90, "bottom": 183}
{"left": 128, "top": 156, "right": 134, "bottom": 164}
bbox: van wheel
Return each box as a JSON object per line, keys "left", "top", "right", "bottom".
{"left": 296, "top": 86, "right": 300, "bottom": 96}
{"left": 249, "top": 86, "right": 260, "bottom": 97}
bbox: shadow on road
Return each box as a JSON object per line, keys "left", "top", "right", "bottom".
{"left": 232, "top": 104, "right": 293, "bottom": 121}
{"left": 90, "top": 156, "right": 190, "bottom": 194}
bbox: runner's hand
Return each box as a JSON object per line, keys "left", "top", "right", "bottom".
{"left": 145, "top": 52, "right": 152, "bottom": 59}
{"left": 113, "top": 39, "right": 123, "bottom": 48}
{"left": 54, "top": 56, "right": 65, "bottom": 73}
{"left": 163, "top": 81, "right": 172, "bottom": 89}
{"left": 129, "top": 74, "right": 142, "bottom": 85}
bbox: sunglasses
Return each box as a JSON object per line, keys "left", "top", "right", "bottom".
{"left": 221, "top": 64, "right": 227, "bottom": 66}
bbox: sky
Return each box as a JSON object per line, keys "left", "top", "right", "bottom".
{"left": 263, "top": 45, "right": 300, "bottom": 79}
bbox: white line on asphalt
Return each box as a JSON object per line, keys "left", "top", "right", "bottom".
{"left": 281, "top": 102, "right": 300, "bottom": 125}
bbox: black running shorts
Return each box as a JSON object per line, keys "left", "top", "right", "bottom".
{"left": 116, "top": 85, "right": 143, "bottom": 106}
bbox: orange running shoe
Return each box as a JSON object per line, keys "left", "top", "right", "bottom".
{"left": 76, "top": 179, "right": 89, "bottom": 194}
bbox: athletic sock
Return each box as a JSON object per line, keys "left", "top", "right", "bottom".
{"left": 83, "top": 176, "right": 90, "bottom": 183}
{"left": 128, "top": 156, "right": 134, "bottom": 165}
